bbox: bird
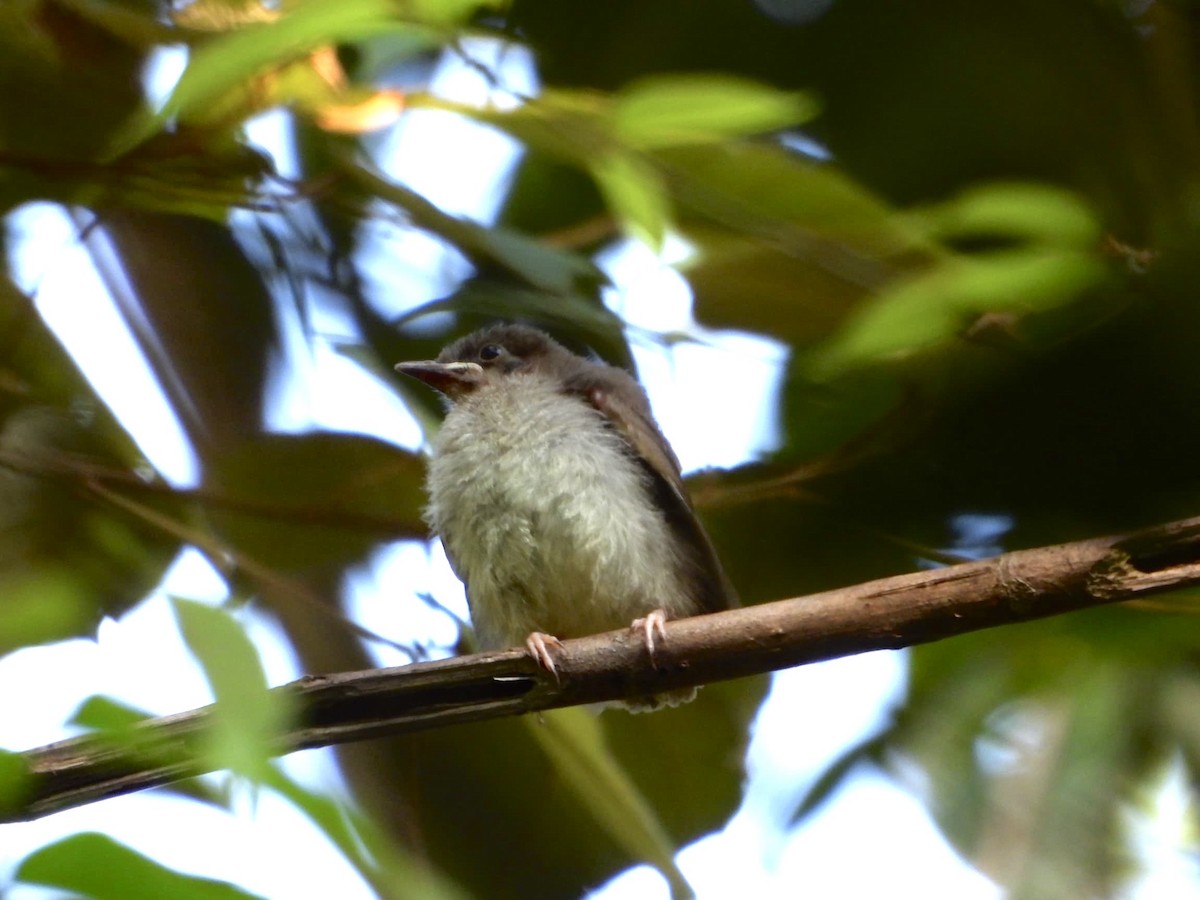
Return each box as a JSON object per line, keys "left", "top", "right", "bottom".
{"left": 395, "top": 324, "right": 737, "bottom": 709}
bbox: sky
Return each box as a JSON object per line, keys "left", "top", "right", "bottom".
{"left": 0, "top": 37, "right": 1006, "bottom": 900}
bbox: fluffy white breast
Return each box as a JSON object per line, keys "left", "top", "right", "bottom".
{"left": 426, "top": 373, "right": 694, "bottom": 649}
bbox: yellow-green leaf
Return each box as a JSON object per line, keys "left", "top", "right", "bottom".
{"left": 910, "top": 182, "right": 1102, "bottom": 248}
{"left": 527, "top": 709, "right": 689, "bottom": 898}
{"left": 615, "top": 74, "right": 817, "bottom": 149}
{"left": 17, "top": 832, "right": 261, "bottom": 900}
{"left": 589, "top": 151, "right": 671, "bottom": 249}
{"left": 110, "top": 0, "right": 442, "bottom": 156}
{"left": 172, "top": 598, "right": 291, "bottom": 779}
{"left": 262, "top": 765, "right": 470, "bottom": 900}
{"left": 810, "top": 248, "right": 1107, "bottom": 377}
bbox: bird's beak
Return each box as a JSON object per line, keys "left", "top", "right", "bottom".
{"left": 394, "top": 360, "right": 484, "bottom": 396}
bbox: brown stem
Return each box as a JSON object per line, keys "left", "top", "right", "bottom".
{"left": 8, "top": 513, "right": 1200, "bottom": 823}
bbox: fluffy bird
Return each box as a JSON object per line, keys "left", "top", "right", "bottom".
{"left": 396, "top": 324, "right": 736, "bottom": 708}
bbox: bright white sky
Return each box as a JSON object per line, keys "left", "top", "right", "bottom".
{"left": 0, "top": 38, "right": 1014, "bottom": 900}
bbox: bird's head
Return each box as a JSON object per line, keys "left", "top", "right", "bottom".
{"left": 395, "top": 324, "right": 578, "bottom": 400}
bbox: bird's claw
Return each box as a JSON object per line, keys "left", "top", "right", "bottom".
{"left": 526, "top": 631, "right": 564, "bottom": 682}
{"left": 631, "top": 609, "right": 669, "bottom": 664}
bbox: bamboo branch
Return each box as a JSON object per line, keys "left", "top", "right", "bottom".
{"left": 9, "top": 513, "right": 1200, "bottom": 823}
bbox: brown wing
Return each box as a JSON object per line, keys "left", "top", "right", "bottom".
{"left": 562, "top": 365, "right": 739, "bottom": 614}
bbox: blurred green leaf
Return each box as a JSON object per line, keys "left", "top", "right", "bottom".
{"left": 67, "top": 694, "right": 164, "bottom": 759}
{"left": 0, "top": 570, "right": 98, "bottom": 654}
{"left": 670, "top": 143, "right": 932, "bottom": 341}
{"left": 69, "top": 694, "right": 153, "bottom": 732}
{"left": 405, "top": 0, "right": 508, "bottom": 25}
{"left": 809, "top": 248, "right": 1108, "bottom": 378}
{"left": 667, "top": 142, "right": 927, "bottom": 254}
{"left": 891, "top": 649, "right": 1020, "bottom": 853}
{"left": 853, "top": 605, "right": 1200, "bottom": 897}
{"left": 261, "top": 764, "right": 470, "bottom": 900}
{"left": 0, "top": 1, "right": 144, "bottom": 165}
{"left": 208, "top": 432, "right": 426, "bottom": 571}
{"left": 1003, "top": 668, "right": 1134, "bottom": 900}
{"left": 0, "top": 286, "right": 181, "bottom": 634}
{"left": 528, "top": 708, "right": 688, "bottom": 896}
{"left": 497, "top": 150, "right": 607, "bottom": 236}
{"left": 589, "top": 151, "right": 670, "bottom": 249}
{"left": 603, "top": 676, "right": 767, "bottom": 838}
{"left": 359, "top": 677, "right": 760, "bottom": 899}
{"left": 910, "top": 182, "right": 1102, "bottom": 248}
{"left": 789, "top": 733, "right": 886, "bottom": 824}
{"left": 393, "top": 282, "right": 621, "bottom": 343}
{"left": 469, "top": 85, "right": 821, "bottom": 248}
{"left": 0, "top": 748, "right": 32, "bottom": 822}
{"left": 614, "top": 74, "right": 816, "bottom": 149}
{"left": 69, "top": 694, "right": 231, "bottom": 810}
{"left": 463, "top": 88, "right": 610, "bottom": 164}
{"left": 98, "top": 211, "right": 276, "bottom": 447}
{"left": 352, "top": 162, "right": 607, "bottom": 295}
{"left": 172, "top": 598, "right": 291, "bottom": 779}
{"left": 470, "top": 225, "right": 606, "bottom": 294}
{"left": 776, "top": 364, "right": 906, "bottom": 463}
{"left": 385, "top": 716, "right": 638, "bottom": 898}
{"left": 111, "top": 0, "right": 443, "bottom": 155}
{"left": 17, "top": 832, "right": 262, "bottom": 900}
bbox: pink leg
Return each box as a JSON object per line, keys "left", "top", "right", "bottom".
{"left": 525, "top": 631, "right": 564, "bottom": 680}
{"left": 630, "top": 609, "right": 669, "bottom": 662}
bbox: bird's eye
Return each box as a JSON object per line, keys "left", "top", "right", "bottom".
{"left": 478, "top": 344, "right": 503, "bottom": 361}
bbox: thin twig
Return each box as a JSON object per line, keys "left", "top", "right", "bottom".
{"left": 85, "top": 482, "right": 421, "bottom": 660}
{"left": 0, "top": 448, "right": 425, "bottom": 536}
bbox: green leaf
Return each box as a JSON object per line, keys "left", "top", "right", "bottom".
{"left": 910, "top": 182, "right": 1102, "bottom": 248}
{"left": 66, "top": 693, "right": 184, "bottom": 772}
{"left": 1006, "top": 668, "right": 1133, "bottom": 899}
{"left": 0, "top": 748, "right": 32, "bottom": 822}
{"left": 0, "top": 289, "right": 181, "bottom": 630}
{"left": 664, "top": 142, "right": 924, "bottom": 250}
{"left": 615, "top": 74, "right": 817, "bottom": 149}
{"left": 109, "top": 0, "right": 443, "bottom": 156}
{"left": 789, "top": 733, "right": 886, "bottom": 825}
{"left": 0, "top": 570, "right": 98, "bottom": 654}
{"left": 405, "top": 0, "right": 508, "bottom": 25}
{"left": 459, "top": 88, "right": 610, "bottom": 163}
{"left": 589, "top": 151, "right": 671, "bottom": 249}
{"left": 810, "top": 248, "right": 1107, "bottom": 377}
{"left": 350, "top": 162, "right": 607, "bottom": 295}
{"left": 527, "top": 709, "right": 690, "bottom": 898}
{"left": 392, "top": 283, "right": 622, "bottom": 340}
{"left": 172, "top": 598, "right": 291, "bottom": 779}
{"left": 471, "top": 226, "right": 607, "bottom": 294}
{"left": 168, "top": 2, "right": 421, "bottom": 107}
{"left": 69, "top": 694, "right": 155, "bottom": 732}
{"left": 602, "top": 678, "right": 766, "bottom": 841}
{"left": 665, "top": 143, "right": 933, "bottom": 343}
{"left": 372, "top": 678, "right": 759, "bottom": 897}
{"left": 261, "top": 765, "right": 470, "bottom": 900}
{"left": 207, "top": 432, "right": 426, "bottom": 570}
{"left": 17, "top": 832, "right": 262, "bottom": 900}
{"left": 891, "top": 648, "right": 1023, "bottom": 854}
{"left": 888, "top": 609, "right": 1185, "bottom": 896}
{"left": 69, "top": 695, "right": 233, "bottom": 810}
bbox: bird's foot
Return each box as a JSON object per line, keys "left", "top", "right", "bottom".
{"left": 631, "top": 609, "right": 669, "bottom": 664}
{"left": 525, "top": 631, "right": 564, "bottom": 681}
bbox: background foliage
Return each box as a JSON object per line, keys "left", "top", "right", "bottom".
{"left": 3, "top": 0, "right": 1200, "bottom": 897}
